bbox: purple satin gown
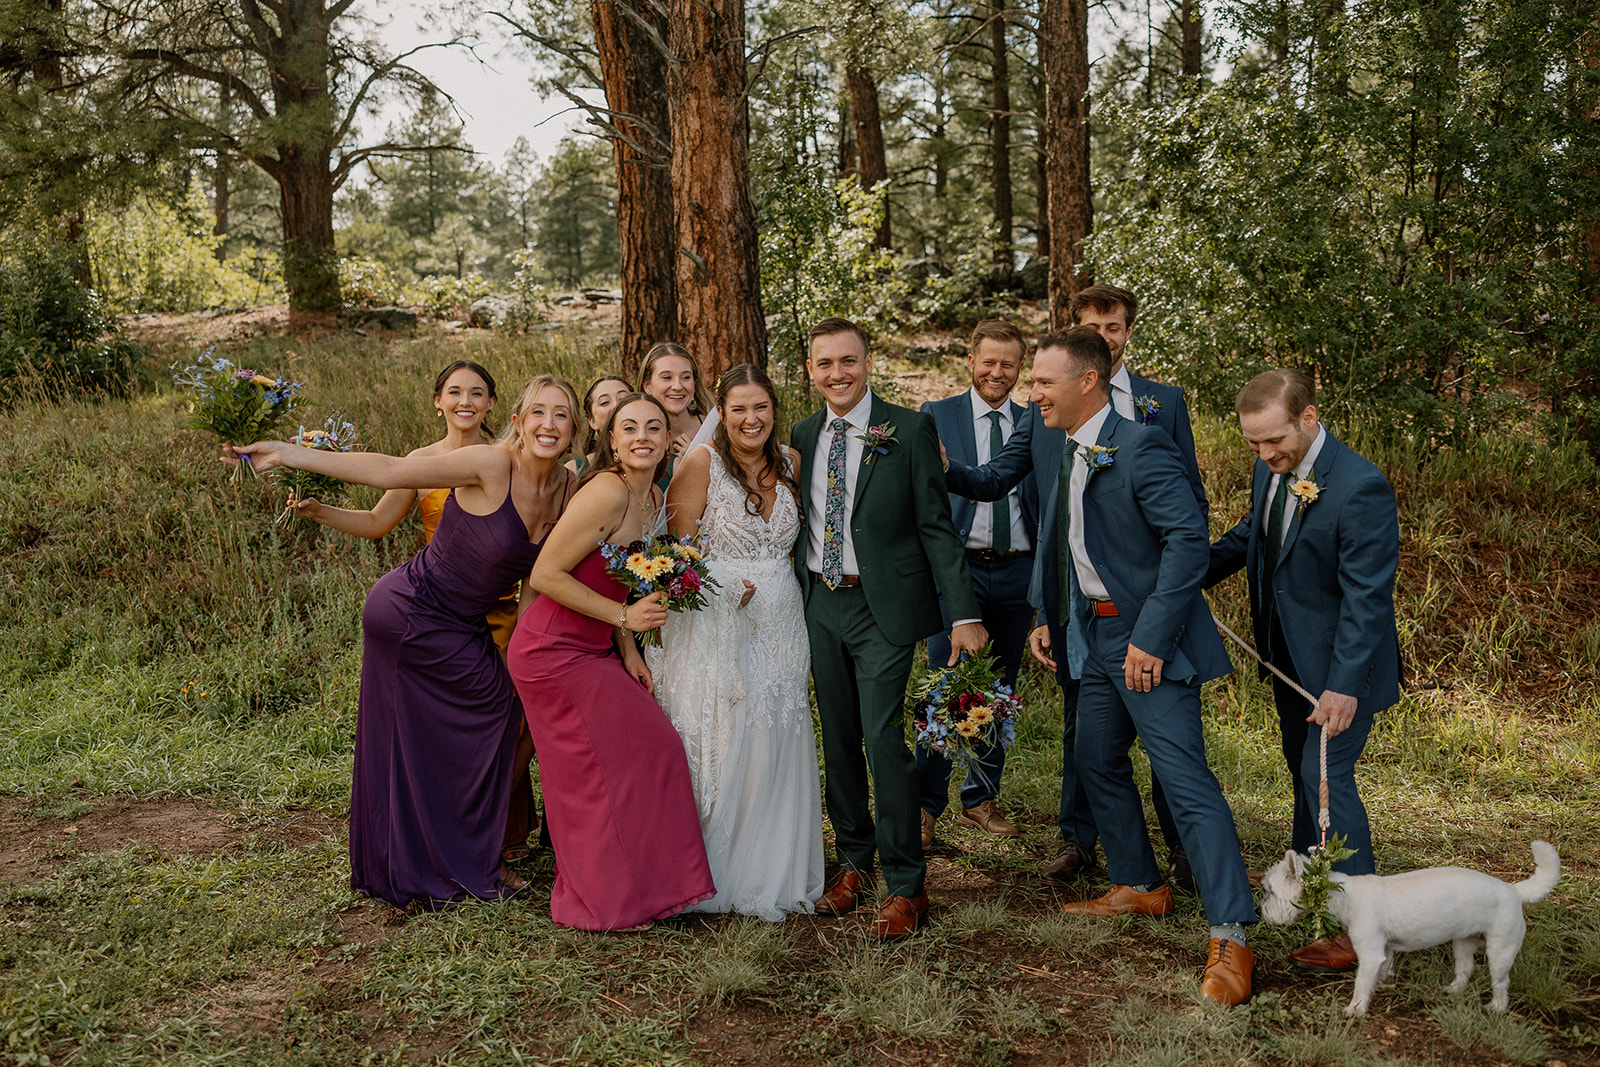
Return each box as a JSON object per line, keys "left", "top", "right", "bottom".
{"left": 350, "top": 490, "right": 539, "bottom": 908}
{"left": 509, "top": 549, "right": 714, "bottom": 929}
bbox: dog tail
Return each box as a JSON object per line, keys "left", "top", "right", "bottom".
{"left": 1515, "top": 840, "right": 1560, "bottom": 904}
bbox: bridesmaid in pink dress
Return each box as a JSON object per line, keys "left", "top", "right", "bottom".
{"left": 509, "top": 393, "right": 715, "bottom": 930}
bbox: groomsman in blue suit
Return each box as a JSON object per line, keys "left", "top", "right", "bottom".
{"left": 1206, "top": 368, "right": 1401, "bottom": 974}
{"left": 944, "top": 285, "right": 1207, "bottom": 889}
{"left": 1024, "top": 326, "right": 1255, "bottom": 1005}
{"left": 918, "top": 320, "right": 1039, "bottom": 846}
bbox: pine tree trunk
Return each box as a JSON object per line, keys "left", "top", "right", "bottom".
{"left": 1040, "top": 0, "right": 1092, "bottom": 328}
{"left": 1035, "top": 100, "right": 1050, "bottom": 259}
{"left": 991, "top": 0, "right": 1014, "bottom": 260}
{"left": 668, "top": 0, "right": 768, "bottom": 373}
{"left": 846, "top": 65, "right": 891, "bottom": 249}
{"left": 277, "top": 144, "right": 340, "bottom": 314}
{"left": 594, "top": 0, "right": 678, "bottom": 380}
{"left": 1180, "top": 0, "right": 1203, "bottom": 80}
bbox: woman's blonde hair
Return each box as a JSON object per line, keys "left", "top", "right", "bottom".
{"left": 496, "top": 374, "right": 581, "bottom": 453}
{"left": 637, "top": 341, "right": 712, "bottom": 418}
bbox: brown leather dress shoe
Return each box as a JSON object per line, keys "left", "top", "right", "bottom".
{"left": 1290, "top": 934, "right": 1357, "bottom": 972}
{"left": 814, "top": 870, "right": 866, "bottom": 915}
{"left": 1165, "top": 849, "right": 1197, "bottom": 894}
{"left": 921, "top": 810, "right": 936, "bottom": 849}
{"left": 1042, "top": 841, "right": 1096, "bottom": 884}
{"left": 1200, "top": 938, "right": 1254, "bottom": 1006}
{"left": 1061, "top": 883, "right": 1175, "bottom": 917}
{"left": 959, "top": 800, "right": 1019, "bottom": 836}
{"left": 869, "top": 893, "right": 929, "bottom": 941}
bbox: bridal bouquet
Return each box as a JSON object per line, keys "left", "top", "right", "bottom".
{"left": 174, "top": 348, "right": 302, "bottom": 480}
{"left": 909, "top": 650, "right": 1021, "bottom": 787}
{"left": 273, "top": 413, "right": 360, "bottom": 525}
{"left": 599, "top": 532, "right": 721, "bottom": 647}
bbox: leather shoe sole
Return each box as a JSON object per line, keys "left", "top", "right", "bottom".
{"left": 869, "top": 893, "right": 929, "bottom": 941}
{"left": 1062, "top": 883, "right": 1175, "bottom": 917}
{"left": 815, "top": 870, "right": 866, "bottom": 915}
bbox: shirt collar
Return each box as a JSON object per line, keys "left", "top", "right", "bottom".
{"left": 829, "top": 389, "right": 875, "bottom": 432}
{"left": 968, "top": 386, "right": 1009, "bottom": 423}
{"left": 1069, "top": 401, "right": 1113, "bottom": 450}
{"left": 1294, "top": 425, "right": 1327, "bottom": 481}
{"left": 1109, "top": 365, "right": 1133, "bottom": 396}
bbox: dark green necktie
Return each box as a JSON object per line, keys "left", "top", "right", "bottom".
{"left": 1261, "top": 474, "right": 1291, "bottom": 654}
{"left": 987, "top": 410, "right": 1010, "bottom": 556}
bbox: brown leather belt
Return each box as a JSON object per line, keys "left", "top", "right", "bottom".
{"left": 1090, "top": 599, "right": 1119, "bottom": 617}
{"left": 810, "top": 571, "right": 862, "bottom": 588}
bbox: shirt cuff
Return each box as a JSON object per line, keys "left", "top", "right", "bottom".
{"left": 951, "top": 618, "right": 982, "bottom": 628}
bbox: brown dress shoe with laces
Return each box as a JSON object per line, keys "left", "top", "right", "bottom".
{"left": 1200, "top": 938, "right": 1254, "bottom": 1006}
{"left": 814, "top": 870, "right": 866, "bottom": 915}
{"left": 1061, "top": 883, "right": 1175, "bottom": 917}
{"left": 921, "top": 810, "right": 936, "bottom": 849}
{"left": 1290, "top": 934, "right": 1357, "bottom": 972}
{"left": 959, "top": 800, "right": 1019, "bottom": 837}
{"left": 1042, "top": 841, "right": 1096, "bottom": 884}
{"left": 869, "top": 893, "right": 929, "bottom": 941}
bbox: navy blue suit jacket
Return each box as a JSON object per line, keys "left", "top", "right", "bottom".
{"left": 1206, "top": 432, "right": 1401, "bottom": 714}
{"left": 920, "top": 391, "right": 1039, "bottom": 544}
{"left": 951, "top": 408, "right": 1232, "bottom": 686}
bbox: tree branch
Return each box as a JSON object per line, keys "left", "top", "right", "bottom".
{"left": 596, "top": 0, "right": 677, "bottom": 68}
{"left": 491, "top": 12, "right": 604, "bottom": 88}
{"left": 122, "top": 47, "right": 272, "bottom": 121}
{"left": 333, "top": 40, "right": 458, "bottom": 146}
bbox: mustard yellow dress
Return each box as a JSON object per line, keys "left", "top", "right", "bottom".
{"left": 419, "top": 488, "right": 520, "bottom": 652}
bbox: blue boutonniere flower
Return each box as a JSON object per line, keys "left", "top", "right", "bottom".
{"left": 855, "top": 421, "right": 897, "bottom": 465}
{"left": 1079, "top": 443, "right": 1118, "bottom": 479}
{"left": 1133, "top": 394, "right": 1161, "bottom": 424}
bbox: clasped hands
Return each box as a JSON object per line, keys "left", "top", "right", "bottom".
{"left": 1028, "top": 625, "right": 1167, "bottom": 693}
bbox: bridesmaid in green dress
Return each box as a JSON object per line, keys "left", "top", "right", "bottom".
{"left": 567, "top": 375, "right": 631, "bottom": 477}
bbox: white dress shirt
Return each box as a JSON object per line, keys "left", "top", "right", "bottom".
{"left": 805, "top": 390, "right": 874, "bottom": 576}
{"left": 1108, "top": 365, "right": 1136, "bottom": 421}
{"left": 1066, "top": 401, "right": 1114, "bottom": 601}
{"left": 1265, "top": 425, "right": 1327, "bottom": 549}
{"left": 963, "top": 388, "right": 1032, "bottom": 553}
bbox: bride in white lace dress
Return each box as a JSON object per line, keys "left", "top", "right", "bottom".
{"left": 649, "top": 364, "right": 824, "bottom": 920}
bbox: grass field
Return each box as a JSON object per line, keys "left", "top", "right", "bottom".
{"left": 1, "top": 321, "right": 1597, "bottom": 1065}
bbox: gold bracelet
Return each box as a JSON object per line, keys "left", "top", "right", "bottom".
{"left": 619, "top": 602, "right": 628, "bottom": 630}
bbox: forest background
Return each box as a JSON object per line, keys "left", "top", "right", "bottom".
{"left": 2, "top": 0, "right": 1600, "bottom": 1064}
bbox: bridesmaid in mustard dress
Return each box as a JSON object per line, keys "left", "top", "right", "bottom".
{"left": 293, "top": 360, "right": 537, "bottom": 858}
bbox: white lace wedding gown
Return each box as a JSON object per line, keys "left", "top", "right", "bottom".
{"left": 649, "top": 445, "right": 824, "bottom": 920}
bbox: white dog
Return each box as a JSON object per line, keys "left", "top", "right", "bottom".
{"left": 1258, "top": 840, "right": 1560, "bottom": 1017}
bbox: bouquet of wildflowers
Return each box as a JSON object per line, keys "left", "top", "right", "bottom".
{"left": 174, "top": 348, "right": 302, "bottom": 479}
{"left": 598, "top": 532, "right": 721, "bottom": 647}
{"left": 273, "top": 413, "right": 360, "bottom": 525}
{"left": 909, "top": 650, "right": 1021, "bottom": 788}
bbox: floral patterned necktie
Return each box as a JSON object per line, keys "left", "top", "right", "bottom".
{"left": 822, "top": 417, "right": 849, "bottom": 589}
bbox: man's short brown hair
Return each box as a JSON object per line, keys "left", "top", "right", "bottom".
{"left": 1235, "top": 368, "right": 1316, "bottom": 418}
{"left": 808, "top": 317, "right": 870, "bottom": 353}
{"left": 967, "top": 318, "right": 1026, "bottom": 357}
{"left": 1069, "top": 284, "right": 1139, "bottom": 326}
{"left": 1037, "top": 325, "right": 1113, "bottom": 388}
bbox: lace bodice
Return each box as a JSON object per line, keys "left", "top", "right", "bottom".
{"left": 694, "top": 445, "right": 800, "bottom": 563}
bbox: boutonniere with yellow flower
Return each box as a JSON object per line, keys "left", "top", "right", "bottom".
{"left": 1289, "top": 477, "right": 1322, "bottom": 514}
{"left": 1133, "top": 394, "right": 1161, "bottom": 425}
{"left": 855, "top": 421, "right": 898, "bottom": 465}
{"left": 1079, "top": 443, "right": 1118, "bottom": 480}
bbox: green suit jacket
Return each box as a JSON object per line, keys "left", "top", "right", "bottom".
{"left": 791, "top": 394, "right": 981, "bottom": 646}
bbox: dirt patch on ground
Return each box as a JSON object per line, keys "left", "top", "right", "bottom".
{"left": 0, "top": 795, "right": 343, "bottom": 884}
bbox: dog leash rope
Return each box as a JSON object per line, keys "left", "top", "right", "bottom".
{"left": 1210, "top": 615, "right": 1331, "bottom": 847}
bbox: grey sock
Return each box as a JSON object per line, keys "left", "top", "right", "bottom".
{"left": 1130, "top": 882, "right": 1158, "bottom": 894}
{"left": 1210, "top": 923, "right": 1247, "bottom": 947}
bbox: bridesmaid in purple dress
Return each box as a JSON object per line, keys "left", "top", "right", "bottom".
{"left": 231, "top": 375, "right": 580, "bottom": 908}
{"left": 510, "top": 393, "right": 715, "bottom": 930}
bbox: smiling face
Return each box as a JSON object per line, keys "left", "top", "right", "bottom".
{"left": 1028, "top": 345, "right": 1102, "bottom": 435}
{"left": 644, "top": 355, "right": 697, "bottom": 417}
{"left": 969, "top": 337, "right": 1023, "bottom": 406}
{"left": 516, "top": 384, "right": 577, "bottom": 459}
{"left": 1238, "top": 401, "right": 1320, "bottom": 476}
{"left": 1075, "top": 303, "right": 1133, "bottom": 368}
{"left": 435, "top": 368, "right": 495, "bottom": 433}
{"left": 587, "top": 378, "right": 631, "bottom": 434}
{"left": 806, "top": 331, "right": 871, "bottom": 416}
{"left": 609, "top": 397, "right": 669, "bottom": 474}
{"left": 720, "top": 382, "right": 775, "bottom": 454}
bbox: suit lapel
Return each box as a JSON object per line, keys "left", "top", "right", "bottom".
{"left": 851, "top": 395, "right": 888, "bottom": 510}
{"left": 955, "top": 395, "right": 979, "bottom": 465}
{"left": 1277, "top": 433, "right": 1335, "bottom": 566}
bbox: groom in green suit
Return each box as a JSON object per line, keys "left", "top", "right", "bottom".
{"left": 792, "top": 317, "right": 988, "bottom": 941}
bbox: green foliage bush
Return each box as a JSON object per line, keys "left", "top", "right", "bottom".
{"left": 0, "top": 224, "right": 148, "bottom": 406}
